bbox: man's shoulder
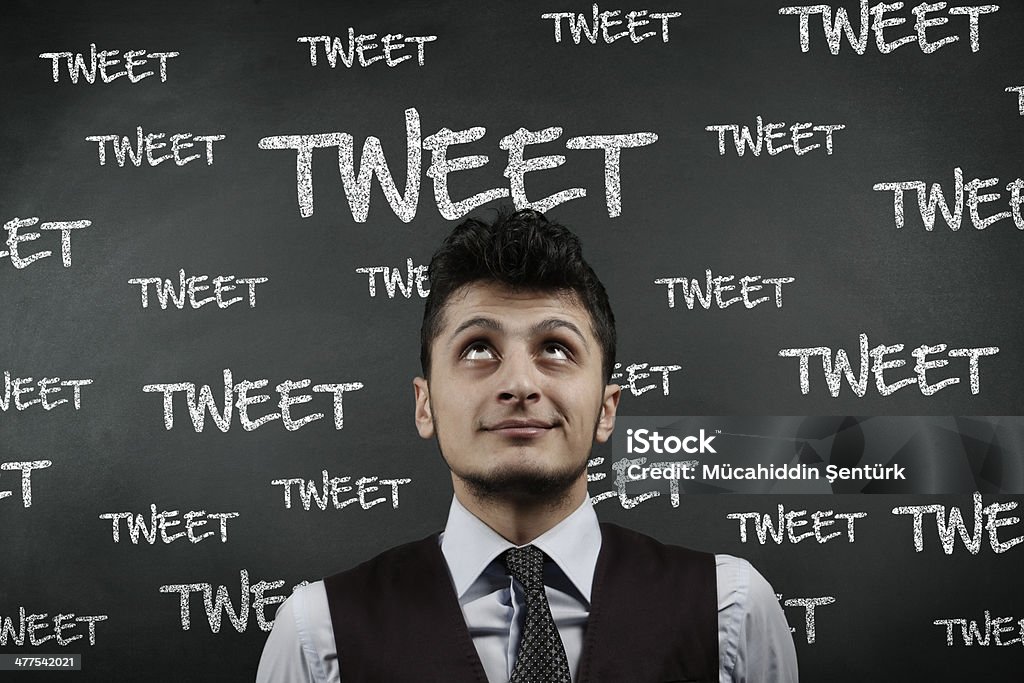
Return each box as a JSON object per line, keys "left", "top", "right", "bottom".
{"left": 597, "top": 527, "right": 773, "bottom": 603}
{"left": 714, "top": 552, "right": 756, "bottom": 577}
{"left": 713, "top": 553, "right": 780, "bottom": 610}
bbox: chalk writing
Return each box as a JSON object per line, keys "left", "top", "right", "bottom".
{"left": 1, "top": 373, "right": 91, "bottom": 412}
{"left": 271, "top": 470, "right": 411, "bottom": 510}
{"left": 356, "top": 258, "right": 429, "bottom": 298}
{"left": 778, "top": 333, "right": 998, "bottom": 396}
{"left": 587, "top": 457, "right": 614, "bottom": 505}
{"left": 874, "top": 167, "right": 1024, "bottom": 230}
{"left": 706, "top": 118, "right": 844, "bottom": 156}
{"left": 39, "top": 44, "right": 178, "bottom": 83}
{"left": 893, "top": 492, "right": 1022, "bottom": 554}
{"left": 128, "top": 271, "right": 267, "bottom": 309}
{"left": 654, "top": 270, "right": 795, "bottom": 309}
{"left": 99, "top": 506, "right": 239, "bottom": 544}
{"left": 0, "top": 608, "right": 106, "bottom": 646}
{"left": 297, "top": 31, "right": 436, "bottom": 67}
{"left": 934, "top": 610, "right": 1024, "bottom": 646}
{"left": 541, "top": 5, "right": 681, "bottom": 43}
{"left": 783, "top": 596, "right": 835, "bottom": 644}
{"left": 728, "top": 505, "right": 867, "bottom": 543}
{"left": 1, "top": 217, "right": 91, "bottom": 269}
{"left": 258, "top": 107, "right": 657, "bottom": 220}
{"left": 779, "top": 2, "right": 998, "bottom": 54}
{"left": 599, "top": 456, "right": 695, "bottom": 507}
{"left": 86, "top": 128, "right": 224, "bottom": 167}
{"left": 1007, "top": 86, "right": 1024, "bottom": 115}
{"left": 610, "top": 361, "right": 682, "bottom": 397}
{"left": 159, "top": 569, "right": 285, "bottom": 633}
{"left": 0, "top": 461, "right": 52, "bottom": 508}
{"left": 143, "top": 370, "right": 363, "bottom": 432}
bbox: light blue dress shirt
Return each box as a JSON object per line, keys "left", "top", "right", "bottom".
{"left": 256, "top": 496, "right": 799, "bottom": 683}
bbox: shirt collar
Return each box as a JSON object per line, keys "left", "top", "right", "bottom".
{"left": 440, "top": 494, "right": 602, "bottom": 603}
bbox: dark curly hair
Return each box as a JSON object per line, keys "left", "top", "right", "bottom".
{"left": 420, "top": 208, "right": 616, "bottom": 381}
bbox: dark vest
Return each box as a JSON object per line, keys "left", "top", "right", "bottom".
{"left": 324, "top": 523, "right": 718, "bottom": 682}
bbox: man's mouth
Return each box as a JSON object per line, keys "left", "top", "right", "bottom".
{"left": 483, "top": 419, "right": 558, "bottom": 439}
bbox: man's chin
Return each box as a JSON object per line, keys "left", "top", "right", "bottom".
{"left": 455, "top": 464, "right": 586, "bottom": 503}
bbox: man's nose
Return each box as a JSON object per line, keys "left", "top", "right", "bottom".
{"left": 496, "top": 349, "right": 541, "bottom": 404}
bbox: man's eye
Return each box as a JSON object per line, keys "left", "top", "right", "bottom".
{"left": 542, "top": 344, "right": 570, "bottom": 360}
{"left": 463, "top": 343, "right": 495, "bottom": 360}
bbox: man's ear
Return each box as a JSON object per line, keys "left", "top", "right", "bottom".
{"left": 413, "top": 377, "right": 434, "bottom": 439}
{"left": 594, "top": 382, "right": 621, "bottom": 444}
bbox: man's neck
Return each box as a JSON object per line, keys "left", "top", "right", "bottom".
{"left": 453, "top": 481, "right": 587, "bottom": 546}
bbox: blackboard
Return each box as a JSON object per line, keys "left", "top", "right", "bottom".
{"left": 2, "top": 0, "right": 1023, "bottom": 680}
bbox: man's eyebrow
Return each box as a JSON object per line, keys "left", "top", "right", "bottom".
{"left": 447, "top": 317, "right": 590, "bottom": 350}
{"left": 448, "top": 317, "right": 503, "bottom": 342}
{"left": 534, "top": 318, "right": 590, "bottom": 350}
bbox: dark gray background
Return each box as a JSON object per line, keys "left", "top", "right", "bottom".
{"left": 2, "top": 1, "right": 1022, "bottom": 680}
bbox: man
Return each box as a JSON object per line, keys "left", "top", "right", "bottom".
{"left": 257, "top": 209, "right": 798, "bottom": 682}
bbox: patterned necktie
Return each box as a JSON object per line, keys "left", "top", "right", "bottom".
{"left": 504, "top": 545, "right": 572, "bottom": 683}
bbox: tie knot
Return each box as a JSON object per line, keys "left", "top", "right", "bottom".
{"left": 504, "top": 545, "right": 545, "bottom": 592}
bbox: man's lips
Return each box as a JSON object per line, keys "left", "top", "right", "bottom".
{"left": 483, "top": 419, "right": 558, "bottom": 438}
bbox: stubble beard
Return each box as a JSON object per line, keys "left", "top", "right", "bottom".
{"left": 433, "top": 411, "right": 600, "bottom": 506}
{"left": 454, "top": 455, "right": 589, "bottom": 505}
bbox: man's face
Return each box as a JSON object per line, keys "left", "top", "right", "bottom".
{"left": 413, "top": 281, "right": 620, "bottom": 503}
